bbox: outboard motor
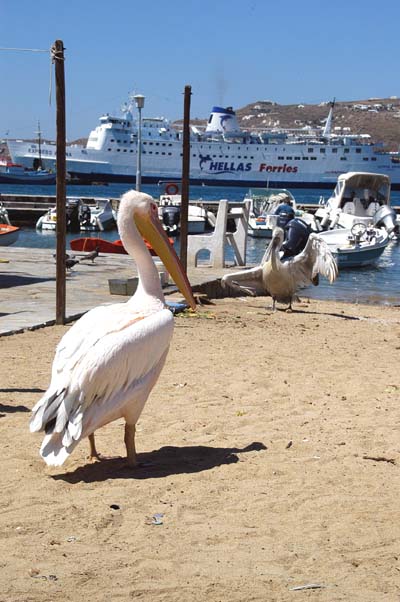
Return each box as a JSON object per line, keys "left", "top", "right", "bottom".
{"left": 274, "top": 202, "right": 295, "bottom": 229}
{"left": 161, "top": 204, "right": 180, "bottom": 234}
{"left": 66, "top": 200, "right": 81, "bottom": 233}
{"left": 373, "top": 205, "right": 399, "bottom": 236}
{"left": 281, "top": 218, "right": 312, "bottom": 258}
{"left": 80, "top": 205, "right": 92, "bottom": 229}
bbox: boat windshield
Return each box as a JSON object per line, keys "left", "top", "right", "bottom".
{"left": 252, "top": 198, "right": 272, "bottom": 216}
{"left": 251, "top": 192, "right": 293, "bottom": 216}
{"left": 340, "top": 184, "right": 390, "bottom": 208}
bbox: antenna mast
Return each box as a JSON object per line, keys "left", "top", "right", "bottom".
{"left": 35, "top": 121, "right": 43, "bottom": 169}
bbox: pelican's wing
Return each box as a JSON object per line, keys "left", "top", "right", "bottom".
{"left": 290, "top": 233, "right": 338, "bottom": 286}
{"left": 221, "top": 266, "right": 264, "bottom": 296}
{"left": 30, "top": 303, "right": 174, "bottom": 465}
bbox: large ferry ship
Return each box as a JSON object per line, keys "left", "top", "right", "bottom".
{"left": 7, "top": 98, "right": 400, "bottom": 189}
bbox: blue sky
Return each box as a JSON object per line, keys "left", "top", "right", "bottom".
{"left": 1, "top": 0, "right": 399, "bottom": 140}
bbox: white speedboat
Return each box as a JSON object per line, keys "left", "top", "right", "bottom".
{"left": 246, "top": 188, "right": 297, "bottom": 238}
{"left": 315, "top": 172, "right": 399, "bottom": 237}
{"left": 317, "top": 223, "right": 389, "bottom": 268}
{"left": 280, "top": 215, "right": 390, "bottom": 269}
{"left": 36, "top": 198, "right": 116, "bottom": 232}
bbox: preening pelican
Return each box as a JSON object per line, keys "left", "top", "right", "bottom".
{"left": 30, "top": 191, "right": 196, "bottom": 467}
{"left": 222, "top": 227, "right": 338, "bottom": 311}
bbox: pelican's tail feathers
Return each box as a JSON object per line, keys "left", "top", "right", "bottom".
{"left": 30, "top": 389, "right": 65, "bottom": 433}
{"left": 39, "top": 431, "right": 79, "bottom": 466}
{"left": 31, "top": 387, "right": 85, "bottom": 465}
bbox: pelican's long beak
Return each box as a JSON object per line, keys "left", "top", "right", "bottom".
{"left": 135, "top": 207, "right": 196, "bottom": 310}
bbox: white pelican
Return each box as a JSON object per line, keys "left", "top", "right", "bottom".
{"left": 222, "top": 227, "right": 338, "bottom": 311}
{"left": 30, "top": 191, "right": 196, "bottom": 467}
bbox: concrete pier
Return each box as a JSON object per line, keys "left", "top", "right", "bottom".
{"left": 0, "top": 246, "right": 248, "bottom": 336}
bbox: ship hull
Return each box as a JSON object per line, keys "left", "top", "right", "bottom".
{"left": 8, "top": 147, "right": 400, "bottom": 190}
{"left": 0, "top": 172, "right": 56, "bottom": 184}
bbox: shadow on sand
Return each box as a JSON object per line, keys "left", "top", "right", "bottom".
{"left": 0, "top": 402, "right": 30, "bottom": 414}
{"left": 0, "top": 388, "right": 43, "bottom": 415}
{"left": 284, "top": 308, "right": 360, "bottom": 320}
{"left": 52, "top": 441, "right": 267, "bottom": 483}
{"left": 0, "top": 274, "right": 55, "bottom": 289}
{"left": 0, "top": 387, "right": 45, "bottom": 394}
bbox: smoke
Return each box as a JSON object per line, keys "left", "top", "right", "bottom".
{"left": 215, "top": 66, "right": 229, "bottom": 107}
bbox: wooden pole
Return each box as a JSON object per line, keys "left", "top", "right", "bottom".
{"left": 180, "top": 85, "right": 191, "bottom": 271}
{"left": 53, "top": 39, "right": 67, "bottom": 324}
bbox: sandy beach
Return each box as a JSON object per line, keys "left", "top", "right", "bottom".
{"left": 1, "top": 296, "right": 400, "bottom": 601}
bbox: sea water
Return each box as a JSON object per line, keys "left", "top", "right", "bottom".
{"left": 2, "top": 182, "right": 400, "bottom": 306}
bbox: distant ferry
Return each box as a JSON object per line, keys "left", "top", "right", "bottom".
{"left": 7, "top": 97, "right": 400, "bottom": 190}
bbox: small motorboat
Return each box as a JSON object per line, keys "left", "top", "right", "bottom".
{"left": 36, "top": 198, "right": 116, "bottom": 232}
{"left": 158, "top": 194, "right": 211, "bottom": 235}
{"left": 246, "top": 189, "right": 298, "bottom": 238}
{"left": 0, "top": 224, "right": 19, "bottom": 246}
{"left": 70, "top": 237, "right": 127, "bottom": 254}
{"left": 280, "top": 217, "right": 389, "bottom": 269}
{"left": 0, "top": 160, "right": 56, "bottom": 184}
{"left": 0, "top": 204, "right": 19, "bottom": 246}
{"left": 70, "top": 235, "right": 174, "bottom": 256}
{"left": 317, "top": 223, "right": 390, "bottom": 268}
{"left": 79, "top": 199, "right": 116, "bottom": 232}
{"left": 314, "top": 172, "right": 399, "bottom": 237}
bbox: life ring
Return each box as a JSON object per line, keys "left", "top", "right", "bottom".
{"left": 165, "top": 183, "right": 179, "bottom": 195}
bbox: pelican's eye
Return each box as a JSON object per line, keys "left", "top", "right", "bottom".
{"left": 150, "top": 203, "right": 158, "bottom": 217}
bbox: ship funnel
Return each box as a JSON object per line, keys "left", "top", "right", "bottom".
{"left": 205, "top": 106, "right": 241, "bottom": 134}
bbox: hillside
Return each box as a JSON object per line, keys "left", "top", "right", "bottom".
{"left": 181, "top": 97, "right": 400, "bottom": 151}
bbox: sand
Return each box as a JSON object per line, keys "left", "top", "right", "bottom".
{"left": 0, "top": 297, "right": 399, "bottom": 601}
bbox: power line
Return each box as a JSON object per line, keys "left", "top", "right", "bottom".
{"left": 0, "top": 47, "right": 49, "bottom": 53}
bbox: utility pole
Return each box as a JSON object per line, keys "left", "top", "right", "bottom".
{"left": 180, "top": 85, "right": 191, "bottom": 271}
{"left": 53, "top": 39, "right": 67, "bottom": 325}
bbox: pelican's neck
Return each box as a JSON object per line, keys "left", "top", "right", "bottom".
{"left": 118, "top": 204, "right": 164, "bottom": 307}
{"left": 271, "top": 241, "right": 281, "bottom": 271}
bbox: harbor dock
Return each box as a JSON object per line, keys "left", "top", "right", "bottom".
{"left": 0, "top": 246, "right": 243, "bottom": 336}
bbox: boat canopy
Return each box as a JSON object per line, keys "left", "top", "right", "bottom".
{"left": 332, "top": 172, "right": 391, "bottom": 208}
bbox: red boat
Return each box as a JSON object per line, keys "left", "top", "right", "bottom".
{"left": 70, "top": 236, "right": 174, "bottom": 256}
{"left": 0, "top": 224, "right": 20, "bottom": 246}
